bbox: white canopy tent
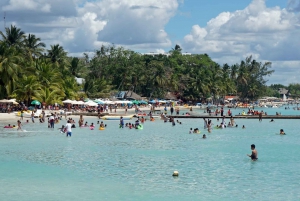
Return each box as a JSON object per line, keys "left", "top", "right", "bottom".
{"left": 62, "top": 99, "right": 73, "bottom": 104}
{"left": 85, "top": 101, "right": 98, "bottom": 106}
{"left": 114, "top": 100, "right": 132, "bottom": 104}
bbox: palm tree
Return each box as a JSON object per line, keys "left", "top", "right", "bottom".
{"left": 69, "top": 57, "right": 87, "bottom": 77}
{"left": 84, "top": 78, "right": 113, "bottom": 98}
{"left": 47, "top": 44, "right": 67, "bottom": 64}
{"left": 33, "top": 87, "right": 65, "bottom": 105}
{"left": 13, "top": 75, "right": 40, "bottom": 105}
{"left": 62, "top": 77, "right": 80, "bottom": 100}
{"left": 0, "top": 43, "right": 22, "bottom": 98}
{"left": 32, "top": 59, "right": 62, "bottom": 88}
{"left": 24, "top": 34, "right": 46, "bottom": 58}
{"left": 0, "top": 25, "right": 25, "bottom": 48}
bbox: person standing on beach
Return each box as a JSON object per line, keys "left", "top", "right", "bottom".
{"left": 220, "top": 108, "right": 224, "bottom": 117}
{"left": 247, "top": 144, "right": 258, "bottom": 161}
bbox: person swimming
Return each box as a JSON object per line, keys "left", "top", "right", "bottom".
{"left": 58, "top": 125, "right": 65, "bottom": 133}
{"left": 280, "top": 129, "right": 286, "bottom": 135}
{"left": 270, "top": 119, "right": 274, "bottom": 122}
{"left": 189, "top": 128, "right": 192, "bottom": 134}
{"left": 242, "top": 125, "right": 245, "bottom": 129}
{"left": 202, "top": 134, "right": 206, "bottom": 139}
{"left": 247, "top": 144, "right": 258, "bottom": 161}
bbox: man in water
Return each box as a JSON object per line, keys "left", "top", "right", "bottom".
{"left": 247, "top": 144, "right": 258, "bottom": 161}
{"left": 120, "top": 116, "right": 124, "bottom": 128}
{"left": 49, "top": 113, "right": 55, "bottom": 129}
{"left": 65, "top": 120, "right": 72, "bottom": 137}
{"left": 280, "top": 129, "right": 285, "bottom": 135}
{"left": 258, "top": 112, "right": 262, "bottom": 122}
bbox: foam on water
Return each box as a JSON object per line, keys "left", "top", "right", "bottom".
{"left": 1, "top": 107, "right": 300, "bottom": 201}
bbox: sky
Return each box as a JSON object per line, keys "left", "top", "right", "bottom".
{"left": 0, "top": 0, "right": 300, "bottom": 85}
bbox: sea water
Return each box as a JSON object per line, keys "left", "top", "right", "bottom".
{"left": 0, "top": 108, "right": 300, "bottom": 201}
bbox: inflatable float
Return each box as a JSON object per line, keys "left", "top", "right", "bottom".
{"left": 136, "top": 124, "right": 143, "bottom": 130}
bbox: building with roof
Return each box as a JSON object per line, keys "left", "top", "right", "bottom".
{"left": 278, "top": 88, "right": 290, "bottom": 98}
{"left": 115, "top": 91, "right": 142, "bottom": 100}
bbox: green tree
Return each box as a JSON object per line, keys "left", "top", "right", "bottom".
{"left": 13, "top": 75, "right": 40, "bottom": 105}
{"left": 24, "top": 34, "right": 46, "bottom": 58}
{"left": 0, "top": 43, "right": 21, "bottom": 98}
{"left": 0, "top": 25, "right": 25, "bottom": 48}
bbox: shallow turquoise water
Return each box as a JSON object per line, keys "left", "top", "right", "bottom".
{"left": 1, "top": 108, "right": 300, "bottom": 201}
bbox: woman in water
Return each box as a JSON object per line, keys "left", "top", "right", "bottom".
{"left": 78, "top": 115, "right": 84, "bottom": 127}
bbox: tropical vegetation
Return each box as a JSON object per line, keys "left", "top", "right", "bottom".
{"left": 0, "top": 24, "right": 288, "bottom": 106}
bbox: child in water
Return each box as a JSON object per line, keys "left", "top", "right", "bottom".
{"left": 242, "top": 125, "right": 245, "bottom": 129}
{"left": 58, "top": 125, "right": 65, "bottom": 133}
{"left": 189, "top": 128, "right": 192, "bottom": 134}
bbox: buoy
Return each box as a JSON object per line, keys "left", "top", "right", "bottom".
{"left": 172, "top": 171, "right": 179, "bottom": 177}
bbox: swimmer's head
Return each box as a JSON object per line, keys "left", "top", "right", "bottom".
{"left": 251, "top": 144, "right": 255, "bottom": 149}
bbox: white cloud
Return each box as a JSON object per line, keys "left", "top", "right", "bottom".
{"left": 3, "top": 0, "right": 51, "bottom": 12}
{"left": 181, "top": 0, "right": 300, "bottom": 85}
{"left": 1, "top": 0, "right": 179, "bottom": 54}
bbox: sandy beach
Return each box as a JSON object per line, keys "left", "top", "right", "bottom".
{"left": 0, "top": 113, "right": 19, "bottom": 121}
{"left": 0, "top": 105, "right": 194, "bottom": 122}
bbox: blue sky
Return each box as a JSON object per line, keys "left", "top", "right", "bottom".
{"left": 166, "top": 0, "right": 288, "bottom": 43}
{"left": 0, "top": 0, "right": 300, "bottom": 84}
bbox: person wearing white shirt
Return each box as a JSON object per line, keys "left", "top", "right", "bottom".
{"left": 65, "top": 120, "right": 72, "bottom": 137}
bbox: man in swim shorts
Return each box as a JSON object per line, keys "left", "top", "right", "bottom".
{"left": 247, "top": 144, "right": 258, "bottom": 161}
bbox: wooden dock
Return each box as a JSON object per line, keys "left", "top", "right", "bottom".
{"left": 70, "top": 112, "right": 300, "bottom": 119}
{"left": 168, "top": 115, "right": 300, "bottom": 119}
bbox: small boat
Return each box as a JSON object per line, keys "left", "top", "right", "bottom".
{"left": 101, "top": 115, "right": 133, "bottom": 120}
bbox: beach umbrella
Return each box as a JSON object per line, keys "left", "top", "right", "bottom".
{"left": 132, "top": 100, "right": 140, "bottom": 104}
{"left": 76, "top": 101, "right": 85, "bottom": 105}
{"left": 94, "top": 99, "right": 105, "bottom": 104}
{"left": 31, "top": 100, "right": 41, "bottom": 105}
{"left": 87, "top": 102, "right": 98, "bottom": 106}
